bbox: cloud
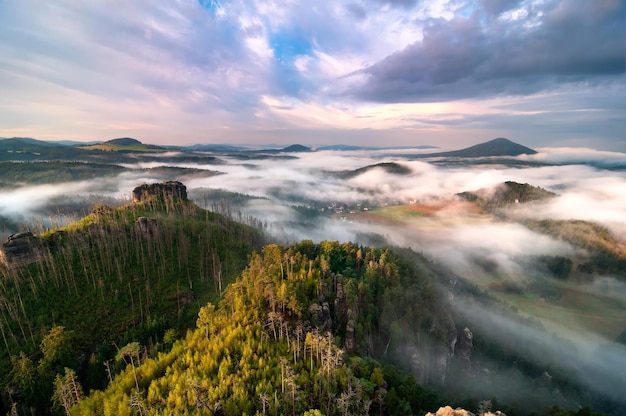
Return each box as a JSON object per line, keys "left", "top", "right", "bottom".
{"left": 354, "top": 0, "right": 625, "bottom": 102}
{"left": 0, "top": 1, "right": 623, "bottom": 150}
{"left": 523, "top": 147, "right": 626, "bottom": 168}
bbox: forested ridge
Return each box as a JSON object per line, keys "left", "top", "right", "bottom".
{"left": 72, "top": 241, "right": 448, "bottom": 415}
{"left": 0, "top": 194, "right": 263, "bottom": 414}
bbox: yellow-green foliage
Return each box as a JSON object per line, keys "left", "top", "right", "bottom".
{"left": 73, "top": 242, "right": 440, "bottom": 415}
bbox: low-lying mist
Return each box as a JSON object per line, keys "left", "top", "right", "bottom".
{"left": 2, "top": 147, "right": 625, "bottom": 411}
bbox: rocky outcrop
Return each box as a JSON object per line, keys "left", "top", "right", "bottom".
{"left": 0, "top": 232, "right": 40, "bottom": 267}
{"left": 431, "top": 312, "right": 458, "bottom": 384}
{"left": 308, "top": 302, "right": 332, "bottom": 332}
{"left": 458, "top": 327, "right": 473, "bottom": 363}
{"left": 344, "top": 313, "right": 356, "bottom": 351}
{"left": 131, "top": 181, "right": 188, "bottom": 205}
{"left": 135, "top": 217, "right": 159, "bottom": 238}
{"left": 425, "top": 406, "right": 507, "bottom": 416}
{"left": 426, "top": 406, "right": 476, "bottom": 416}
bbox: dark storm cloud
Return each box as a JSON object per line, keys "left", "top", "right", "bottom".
{"left": 355, "top": 0, "right": 625, "bottom": 102}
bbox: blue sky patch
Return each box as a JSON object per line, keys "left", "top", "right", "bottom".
{"left": 197, "top": 0, "right": 225, "bottom": 14}
{"left": 269, "top": 30, "right": 313, "bottom": 63}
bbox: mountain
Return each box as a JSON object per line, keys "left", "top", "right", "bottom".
{"left": 104, "top": 137, "right": 143, "bottom": 146}
{"left": 280, "top": 144, "right": 312, "bottom": 153}
{"left": 420, "top": 138, "right": 537, "bottom": 158}
{"left": 79, "top": 137, "right": 165, "bottom": 152}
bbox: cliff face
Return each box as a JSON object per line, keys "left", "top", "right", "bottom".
{"left": 131, "top": 181, "right": 188, "bottom": 205}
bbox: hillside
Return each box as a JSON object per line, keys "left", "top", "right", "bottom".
{"left": 527, "top": 219, "right": 626, "bottom": 277}
{"left": 0, "top": 161, "right": 126, "bottom": 187}
{"left": 280, "top": 144, "right": 312, "bottom": 153}
{"left": 71, "top": 242, "right": 624, "bottom": 416}
{"left": 420, "top": 138, "right": 537, "bottom": 159}
{"left": 72, "top": 242, "right": 448, "bottom": 415}
{"left": 457, "top": 181, "right": 556, "bottom": 211}
{"left": 78, "top": 138, "right": 165, "bottom": 153}
{"left": 0, "top": 182, "right": 263, "bottom": 414}
{"left": 335, "top": 162, "right": 413, "bottom": 179}
{"left": 0, "top": 138, "right": 84, "bottom": 161}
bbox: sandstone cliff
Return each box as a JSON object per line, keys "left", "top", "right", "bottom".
{"left": 425, "top": 405, "right": 507, "bottom": 416}
{"left": 131, "top": 181, "right": 188, "bottom": 206}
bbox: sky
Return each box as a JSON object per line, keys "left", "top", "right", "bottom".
{"left": 0, "top": 0, "right": 624, "bottom": 150}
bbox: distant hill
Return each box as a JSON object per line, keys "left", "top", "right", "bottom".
{"left": 0, "top": 137, "right": 60, "bottom": 147}
{"left": 174, "top": 143, "right": 250, "bottom": 152}
{"left": 79, "top": 137, "right": 165, "bottom": 152}
{"left": 458, "top": 180, "right": 556, "bottom": 210}
{"left": 318, "top": 144, "right": 438, "bottom": 151}
{"left": 421, "top": 138, "right": 537, "bottom": 158}
{"left": 0, "top": 137, "right": 83, "bottom": 161}
{"left": 105, "top": 137, "right": 142, "bottom": 146}
{"left": 280, "top": 144, "right": 312, "bottom": 153}
{"left": 335, "top": 161, "right": 413, "bottom": 179}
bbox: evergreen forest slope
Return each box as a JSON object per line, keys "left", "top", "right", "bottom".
{"left": 0, "top": 185, "right": 263, "bottom": 414}
{"left": 74, "top": 242, "right": 624, "bottom": 416}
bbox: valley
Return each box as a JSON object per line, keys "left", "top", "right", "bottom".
{"left": 0, "top": 136, "right": 625, "bottom": 415}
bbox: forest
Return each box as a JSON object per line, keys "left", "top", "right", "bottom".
{"left": 0, "top": 184, "right": 620, "bottom": 415}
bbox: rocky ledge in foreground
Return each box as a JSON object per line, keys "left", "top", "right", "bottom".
{"left": 426, "top": 405, "right": 507, "bottom": 416}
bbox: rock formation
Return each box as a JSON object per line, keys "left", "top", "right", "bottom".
{"left": 135, "top": 217, "right": 160, "bottom": 239}
{"left": 457, "top": 327, "right": 473, "bottom": 363}
{"left": 308, "top": 302, "right": 332, "bottom": 332}
{"left": 344, "top": 313, "right": 355, "bottom": 351}
{"left": 131, "top": 181, "right": 188, "bottom": 205}
{"left": 0, "top": 232, "right": 40, "bottom": 267}
{"left": 431, "top": 312, "right": 458, "bottom": 384}
{"left": 425, "top": 406, "right": 507, "bottom": 416}
{"left": 426, "top": 406, "right": 476, "bottom": 416}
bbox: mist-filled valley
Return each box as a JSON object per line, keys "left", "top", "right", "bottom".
{"left": 1, "top": 137, "right": 625, "bottom": 415}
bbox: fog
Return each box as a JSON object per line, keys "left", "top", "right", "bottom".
{"left": 3, "top": 148, "right": 625, "bottom": 263}
{"left": 2, "top": 146, "right": 625, "bottom": 411}
{"left": 451, "top": 293, "right": 626, "bottom": 409}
